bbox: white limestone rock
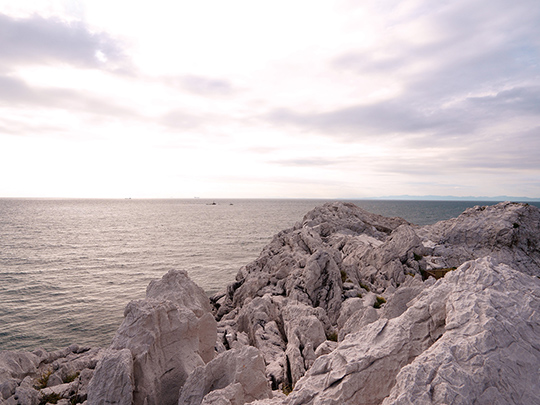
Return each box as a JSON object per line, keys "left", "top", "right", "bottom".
{"left": 0, "top": 379, "right": 18, "bottom": 400}
{"left": 178, "top": 345, "right": 271, "bottom": 405}
{"left": 282, "top": 257, "right": 540, "bottom": 404}
{"left": 382, "top": 258, "right": 540, "bottom": 404}
{"left": 281, "top": 303, "right": 327, "bottom": 385}
{"left": 146, "top": 269, "right": 218, "bottom": 364}
{"left": 235, "top": 295, "right": 286, "bottom": 390}
{"left": 110, "top": 299, "right": 205, "bottom": 405}
{"left": 416, "top": 201, "right": 540, "bottom": 275}
{"left": 103, "top": 269, "right": 217, "bottom": 405}
{"left": 0, "top": 352, "right": 40, "bottom": 381}
{"left": 87, "top": 349, "right": 133, "bottom": 405}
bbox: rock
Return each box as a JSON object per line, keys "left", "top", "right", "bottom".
{"left": 11, "top": 377, "right": 39, "bottom": 405}
{"left": 0, "top": 351, "right": 39, "bottom": 381}
{"left": 199, "top": 383, "right": 244, "bottom": 405}
{"left": 314, "top": 341, "right": 337, "bottom": 358}
{"left": 40, "top": 381, "right": 79, "bottom": 402}
{"left": 110, "top": 300, "right": 204, "bottom": 405}
{"left": 282, "top": 303, "right": 327, "bottom": 385}
{"left": 146, "top": 270, "right": 218, "bottom": 363}
{"left": 178, "top": 345, "right": 271, "bottom": 405}
{"left": 284, "top": 257, "right": 540, "bottom": 404}
{"left": 107, "top": 269, "right": 217, "bottom": 405}
{"left": 210, "top": 201, "right": 540, "bottom": 399}
{"left": 146, "top": 270, "right": 213, "bottom": 318}
{"left": 0, "top": 379, "right": 17, "bottom": 400}
{"left": 234, "top": 294, "right": 286, "bottom": 389}
{"left": 416, "top": 201, "right": 540, "bottom": 275}
{"left": 87, "top": 349, "right": 133, "bottom": 405}
{"left": 76, "top": 368, "right": 94, "bottom": 402}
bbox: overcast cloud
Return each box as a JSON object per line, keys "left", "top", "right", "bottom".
{"left": 0, "top": 0, "right": 539, "bottom": 198}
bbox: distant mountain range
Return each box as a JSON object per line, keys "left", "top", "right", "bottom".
{"left": 368, "top": 195, "right": 540, "bottom": 202}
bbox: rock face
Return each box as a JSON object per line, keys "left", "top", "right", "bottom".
{"left": 2, "top": 201, "right": 540, "bottom": 405}
{"left": 178, "top": 345, "right": 271, "bottom": 405}
{"left": 282, "top": 257, "right": 540, "bottom": 404}
{"left": 211, "top": 201, "right": 540, "bottom": 401}
{"left": 0, "top": 345, "right": 104, "bottom": 405}
{"left": 90, "top": 269, "right": 217, "bottom": 405}
{"left": 86, "top": 349, "right": 133, "bottom": 405}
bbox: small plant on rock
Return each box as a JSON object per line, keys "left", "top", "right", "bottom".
{"left": 282, "top": 383, "right": 294, "bottom": 396}
{"left": 63, "top": 371, "right": 80, "bottom": 384}
{"left": 35, "top": 368, "right": 54, "bottom": 389}
{"left": 359, "top": 282, "right": 370, "bottom": 291}
{"left": 39, "top": 392, "right": 63, "bottom": 405}
{"left": 373, "top": 296, "right": 386, "bottom": 309}
{"left": 340, "top": 270, "right": 347, "bottom": 283}
{"left": 326, "top": 331, "right": 338, "bottom": 342}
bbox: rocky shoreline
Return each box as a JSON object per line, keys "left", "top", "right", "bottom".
{"left": 1, "top": 201, "right": 540, "bottom": 405}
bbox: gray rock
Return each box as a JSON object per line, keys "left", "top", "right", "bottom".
{"left": 146, "top": 269, "right": 218, "bottom": 364}
{"left": 87, "top": 349, "right": 133, "bottom": 405}
{"left": 416, "top": 201, "right": 540, "bottom": 275}
{"left": 0, "top": 379, "right": 17, "bottom": 400}
{"left": 282, "top": 303, "right": 327, "bottom": 385}
{"left": 178, "top": 346, "right": 271, "bottom": 405}
{"left": 11, "top": 377, "right": 39, "bottom": 405}
{"left": 0, "top": 352, "right": 39, "bottom": 381}
{"left": 105, "top": 269, "right": 217, "bottom": 405}
{"left": 284, "top": 257, "right": 540, "bottom": 404}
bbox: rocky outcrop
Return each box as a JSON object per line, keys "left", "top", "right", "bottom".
{"left": 280, "top": 257, "right": 540, "bottom": 405}
{"left": 89, "top": 269, "right": 217, "bottom": 405}
{"left": 86, "top": 349, "right": 133, "bottom": 405}
{"left": 211, "top": 201, "right": 540, "bottom": 399}
{"left": 178, "top": 345, "right": 271, "bottom": 405}
{"left": 416, "top": 201, "right": 540, "bottom": 275}
{"left": 0, "top": 345, "right": 104, "bottom": 405}
{"left": 2, "top": 201, "right": 540, "bottom": 405}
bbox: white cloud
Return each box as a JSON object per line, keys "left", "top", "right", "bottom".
{"left": 0, "top": 0, "right": 539, "bottom": 198}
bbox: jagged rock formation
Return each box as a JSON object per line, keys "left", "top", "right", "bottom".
{"left": 89, "top": 269, "right": 218, "bottom": 405}
{"left": 0, "top": 345, "right": 103, "bottom": 405}
{"left": 178, "top": 345, "right": 271, "bottom": 405}
{"left": 275, "top": 257, "right": 540, "bottom": 404}
{"left": 1, "top": 201, "right": 539, "bottom": 405}
{"left": 211, "top": 201, "right": 540, "bottom": 395}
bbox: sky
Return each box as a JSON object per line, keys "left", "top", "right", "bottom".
{"left": 1, "top": 0, "right": 539, "bottom": 199}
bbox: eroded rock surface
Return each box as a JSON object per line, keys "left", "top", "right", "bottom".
{"left": 281, "top": 257, "right": 540, "bottom": 404}
{"left": 91, "top": 269, "right": 217, "bottom": 405}
{"left": 211, "top": 201, "right": 540, "bottom": 400}
{"left": 178, "top": 345, "right": 271, "bottom": 405}
{"left": 0, "top": 345, "right": 104, "bottom": 405}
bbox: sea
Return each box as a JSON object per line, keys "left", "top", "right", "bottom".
{"left": 2, "top": 198, "right": 539, "bottom": 352}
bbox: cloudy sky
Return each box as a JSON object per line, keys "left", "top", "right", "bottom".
{"left": 1, "top": 0, "right": 539, "bottom": 198}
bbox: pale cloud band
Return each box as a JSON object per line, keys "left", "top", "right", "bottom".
{"left": 0, "top": 0, "right": 539, "bottom": 198}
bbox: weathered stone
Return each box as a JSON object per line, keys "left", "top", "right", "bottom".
{"left": 0, "top": 352, "right": 39, "bottom": 381}
{"left": 110, "top": 300, "right": 204, "bottom": 405}
{"left": 282, "top": 303, "right": 327, "bottom": 385}
{"left": 178, "top": 346, "right": 271, "bottom": 405}
{"left": 146, "top": 269, "right": 218, "bottom": 364}
{"left": 0, "top": 379, "right": 17, "bottom": 400}
{"left": 284, "top": 257, "right": 540, "bottom": 404}
{"left": 87, "top": 349, "right": 133, "bottom": 405}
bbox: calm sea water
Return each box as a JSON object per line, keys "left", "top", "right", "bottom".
{"left": 1, "top": 198, "right": 538, "bottom": 351}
